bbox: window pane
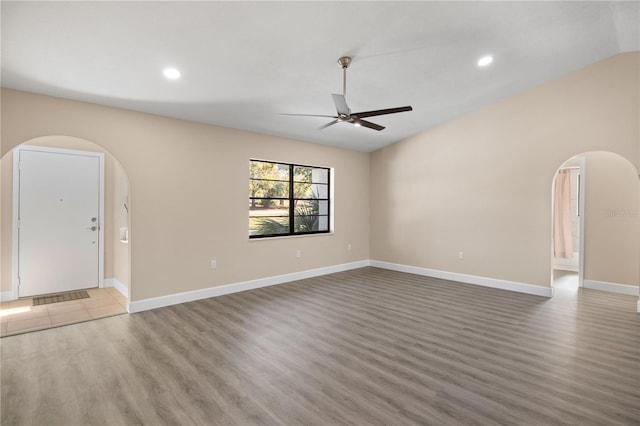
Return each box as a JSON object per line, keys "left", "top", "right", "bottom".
{"left": 249, "top": 199, "right": 290, "bottom": 213}
{"left": 294, "top": 200, "right": 328, "bottom": 215}
{"left": 317, "top": 216, "right": 329, "bottom": 231}
{"left": 293, "top": 214, "right": 329, "bottom": 233}
{"left": 312, "top": 183, "right": 328, "bottom": 199}
{"left": 249, "top": 179, "right": 290, "bottom": 199}
{"left": 294, "top": 215, "right": 319, "bottom": 232}
{"left": 312, "top": 168, "right": 329, "bottom": 184}
{"left": 317, "top": 200, "right": 328, "bottom": 215}
{"left": 293, "top": 182, "right": 313, "bottom": 199}
{"left": 294, "top": 183, "right": 328, "bottom": 200}
{"left": 249, "top": 216, "right": 290, "bottom": 236}
{"left": 250, "top": 161, "right": 289, "bottom": 181}
{"left": 293, "top": 166, "right": 329, "bottom": 184}
{"left": 293, "top": 166, "right": 313, "bottom": 183}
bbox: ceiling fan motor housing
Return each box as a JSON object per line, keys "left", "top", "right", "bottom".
{"left": 337, "top": 56, "right": 352, "bottom": 69}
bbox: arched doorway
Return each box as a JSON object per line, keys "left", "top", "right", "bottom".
{"left": 551, "top": 155, "right": 584, "bottom": 292}
{"left": 551, "top": 151, "right": 640, "bottom": 309}
{"left": 1, "top": 135, "right": 132, "bottom": 335}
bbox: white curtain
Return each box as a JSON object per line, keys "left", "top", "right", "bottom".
{"left": 553, "top": 169, "right": 573, "bottom": 258}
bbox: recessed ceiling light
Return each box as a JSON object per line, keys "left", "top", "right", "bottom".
{"left": 163, "top": 68, "right": 181, "bottom": 79}
{"left": 477, "top": 55, "right": 493, "bottom": 67}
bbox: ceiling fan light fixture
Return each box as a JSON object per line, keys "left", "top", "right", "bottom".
{"left": 477, "top": 55, "right": 493, "bottom": 67}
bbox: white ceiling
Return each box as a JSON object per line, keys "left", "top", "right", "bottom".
{"left": 2, "top": 1, "right": 638, "bottom": 152}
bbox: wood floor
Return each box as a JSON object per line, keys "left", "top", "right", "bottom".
{"left": 1, "top": 267, "right": 638, "bottom": 425}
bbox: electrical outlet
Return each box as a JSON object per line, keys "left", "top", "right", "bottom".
{"left": 347, "top": 243, "right": 352, "bottom": 251}
{"left": 296, "top": 249, "right": 301, "bottom": 258}
{"left": 458, "top": 251, "right": 464, "bottom": 260}
{"left": 210, "top": 259, "right": 217, "bottom": 269}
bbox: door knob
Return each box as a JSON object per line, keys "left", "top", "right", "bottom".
{"left": 86, "top": 226, "right": 97, "bottom": 231}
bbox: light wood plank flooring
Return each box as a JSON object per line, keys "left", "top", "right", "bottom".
{"left": 1, "top": 267, "right": 638, "bottom": 425}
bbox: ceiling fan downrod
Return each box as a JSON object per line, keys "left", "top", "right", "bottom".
{"left": 337, "top": 56, "right": 352, "bottom": 98}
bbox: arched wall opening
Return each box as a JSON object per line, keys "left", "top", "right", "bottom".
{"left": 1, "top": 135, "right": 131, "bottom": 310}
{"left": 551, "top": 155, "right": 585, "bottom": 291}
{"left": 550, "top": 151, "right": 639, "bottom": 306}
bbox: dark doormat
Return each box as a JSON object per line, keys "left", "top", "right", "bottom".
{"left": 33, "top": 290, "right": 90, "bottom": 306}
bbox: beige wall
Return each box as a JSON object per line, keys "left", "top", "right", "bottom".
{"left": 0, "top": 136, "right": 131, "bottom": 295}
{"left": 112, "top": 160, "right": 130, "bottom": 289}
{"left": 583, "top": 151, "right": 639, "bottom": 286}
{"left": 370, "top": 53, "right": 639, "bottom": 288}
{"left": 0, "top": 89, "right": 371, "bottom": 301}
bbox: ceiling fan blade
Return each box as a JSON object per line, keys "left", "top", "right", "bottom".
{"left": 351, "top": 106, "right": 413, "bottom": 119}
{"left": 281, "top": 113, "right": 337, "bottom": 118}
{"left": 319, "top": 119, "right": 339, "bottom": 130}
{"left": 355, "top": 119, "right": 385, "bottom": 131}
{"left": 332, "top": 94, "right": 351, "bottom": 116}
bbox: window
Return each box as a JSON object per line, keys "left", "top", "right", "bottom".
{"left": 249, "top": 160, "right": 330, "bottom": 238}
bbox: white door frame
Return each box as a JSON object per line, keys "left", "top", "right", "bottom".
{"left": 12, "top": 145, "right": 105, "bottom": 300}
{"left": 577, "top": 156, "right": 586, "bottom": 288}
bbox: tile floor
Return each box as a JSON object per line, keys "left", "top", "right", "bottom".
{"left": 0, "top": 287, "right": 127, "bottom": 337}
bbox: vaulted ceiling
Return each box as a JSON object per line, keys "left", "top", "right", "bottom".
{"left": 2, "top": 1, "right": 638, "bottom": 152}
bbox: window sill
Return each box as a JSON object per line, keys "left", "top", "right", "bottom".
{"left": 249, "top": 232, "right": 334, "bottom": 241}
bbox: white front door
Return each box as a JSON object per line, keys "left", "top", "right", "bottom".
{"left": 16, "top": 146, "right": 104, "bottom": 297}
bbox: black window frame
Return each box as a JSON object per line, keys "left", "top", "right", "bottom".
{"left": 249, "top": 159, "right": 331, "bottom": 239}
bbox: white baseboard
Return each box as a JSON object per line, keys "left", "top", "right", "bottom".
{"left": 104, "top": 278, "right": 129, "bottom": 299}
{"left": 126, "top": 259, "right": 640, "bottom": 314}
{"left": 0, "top": 290, "right": 15, "bottom": 302}
{"left": 583, "top": 279, "right": 640, "bottom": 296}
{"left": 128, "top": 260, "right": 370, "bottom": 314}
{"left": 370, "top": 260, "right": 554, "bottom": 298}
